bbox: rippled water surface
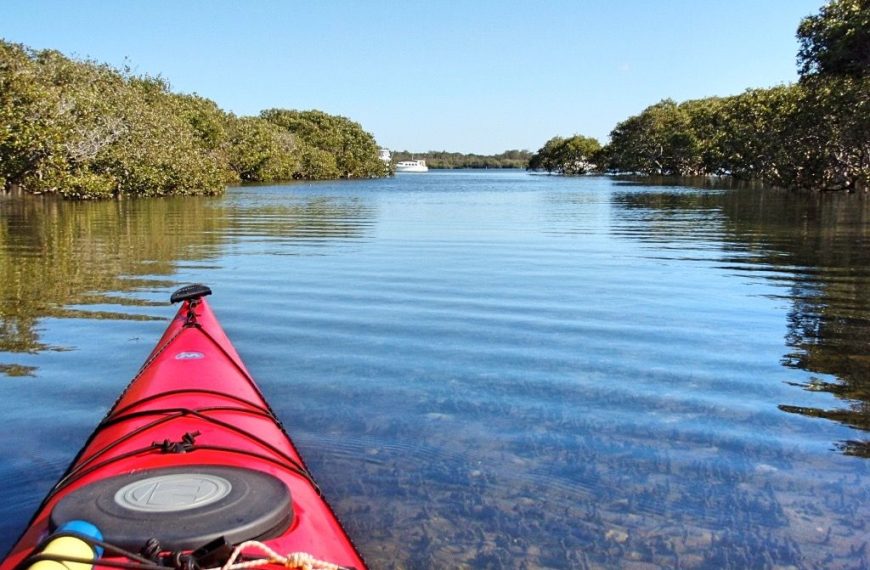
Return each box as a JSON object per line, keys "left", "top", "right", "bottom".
{"left": 1, "top": 172, "right": 868, "bottom": 568}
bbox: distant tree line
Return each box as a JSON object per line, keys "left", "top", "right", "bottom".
{"left": 0, "top": 40, "right": 387, "bottom": 199}
{"left": 391, "top": 149, "right": 531, "bottom": 169}
{"left": 528, "top": 0, "right": 868, "bottom": 192}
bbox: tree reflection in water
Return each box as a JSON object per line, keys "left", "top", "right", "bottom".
{"left": 0, "top": 189, "right": 373, "bottom": 374}
{"left": 610, "top": 177, "right": 870, "bottom": 457}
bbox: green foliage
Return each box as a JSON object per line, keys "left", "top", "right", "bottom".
{"left": 527, "top": 136, "right": 601, "bottom": 175}
{"left": 0, "top": 43, "right": 68, "bottom": 192}
{"left": 167, "top": 93, "right": 228, "bottom": 151}
{"left": 391, "top": 149, "right": 532, "bottom": 169}
{"left": 680, "top": 97, "right": 729, "bottom": 174}
{"left": 797, "top": 0, "right": 870, "bottom": 79}
{"left": 0, "top": 40, "right": 387, "bottom": 199}
{"left": 260, "top": 109, "right": 386, "bottom": 179}
{"left": 714, "top": 86, "right": 801, "bottom": 181}
{"left": 225, "top": 116, "right": 299, "bottom": 182}
{"left": 597, "top": 0, "right": 869, "bottom": 192}
{"left": 297, "top": 145, "right": 340, "bottom": 179}
{"left": 793, "top": 0, "right": 870, "bottom": 191}
{"left": 0, "top": 41, "right": 231, "bottom": 198}
{"left": 527, "top": 137, "right": 564, "bottom": 173}
{"left": 602, "top": 79, "right": 868, "bottom": 192}
{"left": 606, "top": 100, "right": 705, "bottom": 176}
{"left": 526, "top": 0, "right": 869, "bottom": 192}
{"left": 788, "top": 76, "right": 869, "bottom": 191}
{"left": 88, "top": 76, "right": 231, "bottom": 198}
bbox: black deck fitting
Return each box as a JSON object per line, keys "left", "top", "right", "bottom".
{"left": 170, "top": 284, "right": 213, "bottom": 304}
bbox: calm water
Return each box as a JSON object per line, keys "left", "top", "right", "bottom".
{"left": 1, "top": 172, "right": 868, "bottom": 569}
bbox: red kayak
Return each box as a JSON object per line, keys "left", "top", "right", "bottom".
{"left": 2, "top": 285, "right": 366, "bottom": 570}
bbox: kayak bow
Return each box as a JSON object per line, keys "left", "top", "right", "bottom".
{"left": 2, "top": 284, "right": 366, "bottom": 570}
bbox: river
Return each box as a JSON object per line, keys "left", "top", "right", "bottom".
{"left": 1, "top": 171, "right": 868, "bottom": 568}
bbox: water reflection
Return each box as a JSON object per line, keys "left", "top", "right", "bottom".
{"left": 609, "top": 177, "right": 870, "bottom": 456}
{"left": 226, "top": 193, "right": 374, "bottom": 243}
{"left": 1, "top": 176, "right": 868, "bottom": 568}
{"left": 0, "top": 194, "right": 215, "bottom": 358}
{"left": 0, "top": 189, "right": 374, "bottom": 374}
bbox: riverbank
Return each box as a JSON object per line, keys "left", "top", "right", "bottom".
{"left": 0, "top": 40, "right": 388, "bottom": 200}
{"left": 527, "top": 0, "right": 868, "bottom": 192}
{"left": 390, "top": 150, "right": 531, "bottom": 170}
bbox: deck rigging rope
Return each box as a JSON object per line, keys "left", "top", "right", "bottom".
{"left": 210, "top": 541, "right": 351, "bottom": 570}
{"left": 20, "top": 537, "right": 350, "bottom": 570}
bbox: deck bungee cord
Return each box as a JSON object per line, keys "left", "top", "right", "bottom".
{"left": 45, "top": 405, "right": 321, "bottom": 501}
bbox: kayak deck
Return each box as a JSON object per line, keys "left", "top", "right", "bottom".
{"left": 2, "top": 286, "right": 366, "bottom": 570}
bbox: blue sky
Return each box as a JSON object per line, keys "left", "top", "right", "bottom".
{"left": 0, "top": 0, "right": 823, "bottom": 154}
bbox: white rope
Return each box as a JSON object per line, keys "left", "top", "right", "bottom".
{"left": 209, "top": 541, "right": 346, "bottom": 570}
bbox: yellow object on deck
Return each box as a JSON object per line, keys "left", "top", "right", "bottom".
{"left": 27, "top": 521, "right": 102, "bottom": 570}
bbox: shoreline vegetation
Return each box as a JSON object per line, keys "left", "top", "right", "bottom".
{"left": 0, "top": 40, "right": 388, "bottom": 199}
{"left": 2, "top": 1, "right": 866, "bottom": 199}
{"left": 390, "top": 150, "right": 531, "bottom": 170}
{"left": 526, "top": 0, "right": 868, "bottom": 193}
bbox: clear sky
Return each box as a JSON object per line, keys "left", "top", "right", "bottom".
{"left": 0, "top": 0, "right": 824, "bottom": 154}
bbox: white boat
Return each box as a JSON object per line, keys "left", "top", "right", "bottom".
{"left": 395, "top": 159, "right": 429, "bottom": 173}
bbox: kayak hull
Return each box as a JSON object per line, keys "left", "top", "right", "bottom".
{"left": 2, "top": 289, "right": 366, "bottom": 570}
